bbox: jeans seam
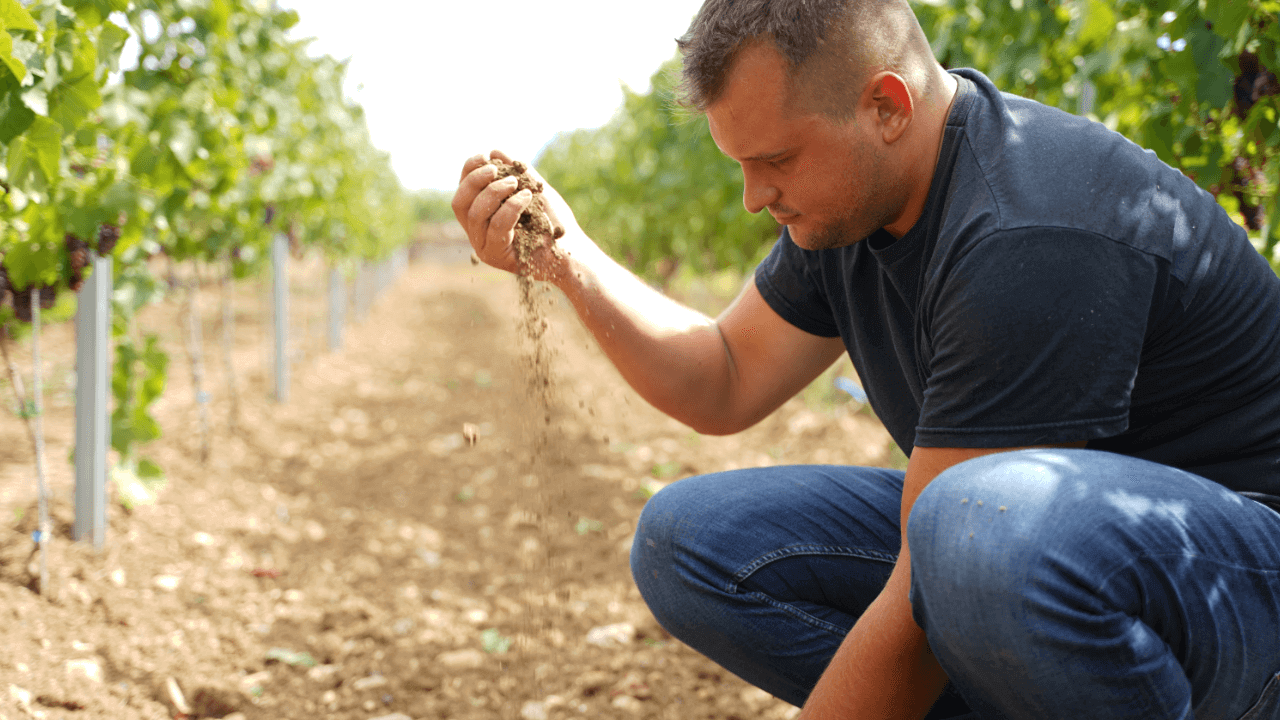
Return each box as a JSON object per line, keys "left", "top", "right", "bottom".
{"left": 728, "top": 544, "right": 897, "bottom": 591}
{"left": 739, "top": 589, "right": 852, "bottom": 636}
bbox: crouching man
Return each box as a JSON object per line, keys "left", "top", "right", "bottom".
{"left": 453, "top": 1, "right": 1280, "bottom": 716}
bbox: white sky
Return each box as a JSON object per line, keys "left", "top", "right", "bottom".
{"left": 276, "top": 0, "right": 707, "bottom": 192}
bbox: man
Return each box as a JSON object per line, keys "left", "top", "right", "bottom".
{"left": 452, "top": 0, "right": 1280, "bottom": 717}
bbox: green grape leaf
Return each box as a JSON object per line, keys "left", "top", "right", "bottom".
{"left": 0, "top": 0, "right": 38, "bottom": 33}
{"left": 136, "top": 458, "right": 164, "bottom": 480}
{"left": 97, "top": 21, "right": 128, "bottom": 73}
{"left": 1186, "top": 26, "right": 1234, "bottom": 108}
{"left": 1077, "top": 0, "right": 1117, "bottom": 50}
{"left": 24, "top": 115, "right": 62, "bottom": 184}
{"left": 0, "top": 73, "right": 34, "bottom": 142}
{"left": 2, "top": 235, "right": 60, "bottom": 289}
{"left": 0, "top": 28, "right": 27, "bottom": 82}
{"left": 50, "top": 73, "right": 101, "bottom": 130}
{"left": 99, "top": 180, "right": 138, "bottom": 217}
{"left": 1201, "top": 0, "right": 1253, "bottom": 46}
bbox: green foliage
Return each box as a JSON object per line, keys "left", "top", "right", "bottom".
{"left": 0, "top": 0, "right": 419, "bottom": 503}
{"left": 415, "top": 190, "right": 455, "bottom": 223}
{"left": 913, "top": 0, "right": 1280, "bottom": 269}
{"left": 537, "top": 58, "right": 779, "bottom": 281}
{"left": 110, "top": 331, "right": 166, "bottom": 457}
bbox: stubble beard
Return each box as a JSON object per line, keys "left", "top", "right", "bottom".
{"left": 796, "top": 211, "right": 876, "bottom": 250}
{"left": 789, "top": 148, "right": 896, "bottom": 251}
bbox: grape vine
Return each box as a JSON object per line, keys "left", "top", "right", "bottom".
{"left": 0, "top": 1, "right": 416, "bottom": 509}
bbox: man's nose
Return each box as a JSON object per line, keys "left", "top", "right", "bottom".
{"left": 742, "top": 168, "right": 780, "bottom": 214}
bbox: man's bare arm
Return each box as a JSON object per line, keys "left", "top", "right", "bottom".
{"left": 453, "top": 150, "right": 845, "bottom": 435}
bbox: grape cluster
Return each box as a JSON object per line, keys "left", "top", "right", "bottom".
{"left": 97, "top": 223, "right": 120, "bottom": 256}
{"left": 10, "top": 284, "right": 57, "bottom": 323}
{"left": 66, "top": 234, "right": 89, "bottom": 293}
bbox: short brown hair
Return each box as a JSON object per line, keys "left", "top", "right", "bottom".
{"left": 676, "top": 0, "right": 912, "bottom": 117}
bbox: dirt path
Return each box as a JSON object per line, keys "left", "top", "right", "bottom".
{"left": 0, "top": 249, "right": 895, "bottom": 720}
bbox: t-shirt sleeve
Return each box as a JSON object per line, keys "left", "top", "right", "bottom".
{"left": 915, "top": 228, "right": 1159, "bottom": 448}
{"left": 753, "top": 229, "right": 841, "bottom": 338}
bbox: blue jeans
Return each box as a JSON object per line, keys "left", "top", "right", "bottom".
{"left": 631, "top": 449, "right": 1280, "bottom": 719}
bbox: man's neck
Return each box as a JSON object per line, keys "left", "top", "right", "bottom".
{"left": 883, "top": 69, "right": 959, "bottom": 238}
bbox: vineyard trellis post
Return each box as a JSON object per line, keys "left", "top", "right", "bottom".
{"left": 74, "top": 254, "right": 112, "bottom": 549}
{"left": 272, "top": 234, "right": 290, "bottom": 403}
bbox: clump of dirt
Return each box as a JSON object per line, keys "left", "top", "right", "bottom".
{"left": 489, "top": 159, "right": 565, "bottom": 266}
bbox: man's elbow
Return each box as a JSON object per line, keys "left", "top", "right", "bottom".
{"left": 680, "top": 411, "right": 756, "bottom": 437}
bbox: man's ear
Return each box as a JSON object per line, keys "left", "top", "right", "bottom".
{"left": 868, "top": 72, "right": 913, "bottom": 144}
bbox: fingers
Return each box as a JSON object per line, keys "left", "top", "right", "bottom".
{"left": 489, "top": 149, "right": 514, "bottom": 164}
{"left": 458, "top": 153, "right": 491, "bottom": 184}
{"left": 452, "top": 161, "right": 499, "bottom": 228}
{"left": 486, "top": 188, "right": 532, "bottom": 251}
{"left": 465, "top": 173, "right": 520, "bottom": 247}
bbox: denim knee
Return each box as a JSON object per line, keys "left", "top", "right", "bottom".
{"left": 630, "top": 478, "right": 695, "bottom": 629}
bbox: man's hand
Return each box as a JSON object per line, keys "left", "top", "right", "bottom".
{"left": 451, "top": 150, "right": 581, "bottom": 283}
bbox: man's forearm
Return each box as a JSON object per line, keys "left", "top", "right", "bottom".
{"left": 550, "top": 238, "right": 740, "bottom": 433}
{"left": 801, "top": 556, "right": 948, "bottom": 719}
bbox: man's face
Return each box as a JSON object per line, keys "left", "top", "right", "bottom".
{"left": 706, "top": 43, "right": 903, "bottom": 250}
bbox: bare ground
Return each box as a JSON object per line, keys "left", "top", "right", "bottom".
{"left": 0, "top": 242, "right": 895, "bottom": 720}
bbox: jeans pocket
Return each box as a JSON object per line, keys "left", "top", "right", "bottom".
{"left": 1239, "top": 672, "right": 1280, "bottom": 720}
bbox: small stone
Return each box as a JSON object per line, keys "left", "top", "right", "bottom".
{"left": 65, "top": 658, "right": 103, "bottom": 683}
{"left": 109, "top": 569, "right": 126, "bottom": 587}
{"left": 611, "top": 695, "right": 644, "bottom": 712}
{"left": 436, "top": 649, "right": 485, "bottom": 669}
{"left": 239, "top": 670, "right": 271, "bottom": 691}
{"left": 352, "top": 674, "right": 388, "bottom": 691}
{"left": 367, "top": 714, "right": 411, "bottom": 720}
{"left": 304, "top": 520, "right": 326, "bottom": 541}
{"left": 166, "top": 677, "right": 191, "bottom": 714}
{"left": 307, "top": 665, "right": 339, "bottom": 682}
{"left": 221, "top": 714, "right": 248, "bottom": 720}
{"left": 192, "top": 532, "right": 217, "bottom": 546}
{"left": 462, "top": 423, "right": 479, "bottom": 446}
{"left": 153, "top": 575, "right": 181, "bottom": 592}
{"left": 585, "top": 623, "right": 636, "bottom": 648}
{"left": 321, "top": 690, "right": 337, "bottom": 704}
{"left": 9, "top": 684, "right": 31, "bottom": 708}
{"left": 578, "top": 670, "right": 612, "bottom": 695}
{"left": 741, "top": 686, "right": 774, "bottom": 707}
{"left": 520, "top": 700, "right": 548, "bottom": 720}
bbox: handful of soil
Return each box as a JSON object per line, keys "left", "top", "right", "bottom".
{"left": 489, "top": 159, "right": 564, "bottom": 275}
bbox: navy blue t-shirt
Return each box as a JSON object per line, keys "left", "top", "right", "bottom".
{"left": 755, "top": 69, "right": 1280, "bottom": 496}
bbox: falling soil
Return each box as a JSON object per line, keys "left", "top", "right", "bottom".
{"left": 486, "top": 159, "right": 563, "bottom": 452}
{"left": 0, "top": 243, "right": 898, "bottom": 720}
